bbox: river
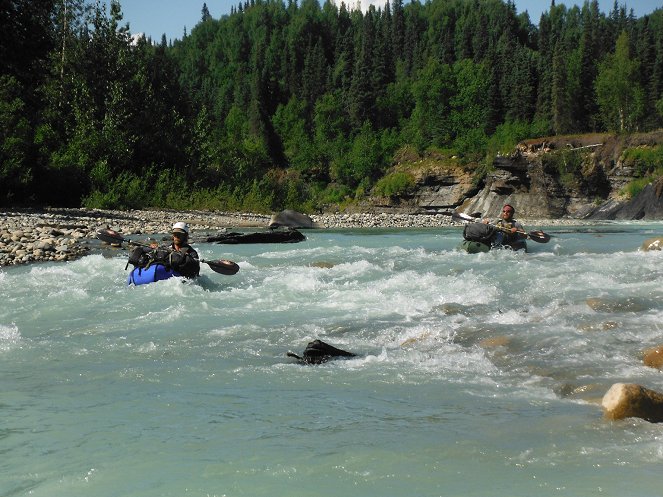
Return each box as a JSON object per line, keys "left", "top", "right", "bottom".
{"left": 1, "top": 222, "right": 662, "bottom": 496}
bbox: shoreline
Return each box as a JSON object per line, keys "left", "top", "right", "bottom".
{"left": 0, "top": 206, "right": 627, "bottom": 267}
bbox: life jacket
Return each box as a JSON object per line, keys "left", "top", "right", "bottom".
{"left": 494, "top": 218, "right": 523, "bottom": 244}
{"left": 166, "top": 244, "right": 200, "bottom": 278}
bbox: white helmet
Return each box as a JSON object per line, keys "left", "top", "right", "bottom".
{"left": 172, "top": 222, "right": 189, "bottom": 234}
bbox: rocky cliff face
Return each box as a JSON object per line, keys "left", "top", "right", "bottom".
{"left": 368, "top": 131, "right": 663, "bottom": 220}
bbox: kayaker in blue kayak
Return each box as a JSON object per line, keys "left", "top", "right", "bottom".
{"left": 127, "top": 222, "right": 200, "bottom": 284}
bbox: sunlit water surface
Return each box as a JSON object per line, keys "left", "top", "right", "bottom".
{"left": 1, "top": 223, "right": 662, "bottom": 496}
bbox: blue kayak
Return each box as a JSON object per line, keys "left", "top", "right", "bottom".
{"left": 127, "top": 264, "right": 181, "bottom": 286}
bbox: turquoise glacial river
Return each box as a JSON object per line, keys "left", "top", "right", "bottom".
{"left": 1, "top": 222, "right": 662, "bottom": 496}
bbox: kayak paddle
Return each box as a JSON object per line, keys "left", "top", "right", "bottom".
{"left": 449, "top": 212, "right": 551, "bottom": 243}
{"left": 96, "top": 228, "right": 240, "bottom": 275}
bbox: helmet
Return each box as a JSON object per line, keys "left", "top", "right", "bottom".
{"left": 172, "top": 222, "right": 189, "bottom": 234}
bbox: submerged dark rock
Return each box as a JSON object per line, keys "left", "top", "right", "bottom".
{"left": 287, "top": 339, "right": 356, "bottom": 364}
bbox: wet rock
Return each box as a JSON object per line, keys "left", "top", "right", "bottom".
{"left": 479, "top": 336, "right": 510, "bottom": 348}
{"left": 577, "top": 320, "right": 620, "bottom": 332}
{"left": 436, "top": 303, "right": 468, "bottom": 315}
{"left": 641, "top": 236, "right": 663, "bottom": 251}
{"left": 643, "top": 345, "right": 663, "bottom": 370}
{"left": 287, "top": 339, "right": 356, "bottom": 364}
{"left": 602, "top": 383, "right": 663, "bottom": 423}
{"left": 586, "top": 297, "right": 649, "bottom": 313}
{"left": 401, "top": 332, "right": 432, "bottom": 347}
{"left": 557, "top": 382, "right": 603, "bottom": 400}
{"left": 310, "top": 261, "right": 335, "bottom": 269}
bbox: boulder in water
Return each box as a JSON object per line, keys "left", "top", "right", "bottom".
{"left": 585, "top": 296, "right": 649, "bottom": 313}
{"left": 310, "top": 261, "right": 335, "bottom": 269}
{"left": 269, "top": 210, "right": 320, "bottom": 229}
{"left": 601, "top": 383, "right": 663, "bottom": 423}
{"left": 479, "top": 336, "right": 510, "bottom": 348}
{"left": 641, "top": 236, "right": 663, "bottom": 251}
{"left": 643, "top": 345, "right": 663, "bottom": 369}
{"left": 287, "top": 339, "right": 356, "bottom": 364}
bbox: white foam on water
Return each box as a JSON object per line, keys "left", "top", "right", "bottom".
{"left": 0, "top": 323, "right": 21, "bottom": 351}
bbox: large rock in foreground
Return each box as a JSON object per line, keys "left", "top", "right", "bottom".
{"left": 602, "top": 383, "right": 663, "bottom": 423}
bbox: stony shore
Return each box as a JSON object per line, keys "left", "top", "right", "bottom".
{"left": 1, "top": 207, "right": 590, "bottom": 267}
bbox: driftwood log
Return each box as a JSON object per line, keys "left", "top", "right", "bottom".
{"left": 601, "top": 383, "right": 663, "bottom": 423}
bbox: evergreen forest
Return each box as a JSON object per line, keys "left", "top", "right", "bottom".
{"left": 2, "top": 0, "right": 663, "bottom": 212}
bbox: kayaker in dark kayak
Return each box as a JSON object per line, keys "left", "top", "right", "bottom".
{"left": 485, "top": 204, "right": 527, "bottom": 250}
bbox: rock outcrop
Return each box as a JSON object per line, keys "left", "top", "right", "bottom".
{"left": 370, "top": 131, "right": 663, "bottom": 220}
{"left": 460, "top": 153, "right": 567, "bottom": 219}
{"left": 410, "top": 163, "right": 478, "bottom": 213}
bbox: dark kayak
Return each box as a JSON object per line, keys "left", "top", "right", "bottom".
{"left": 206, "top": 228, "right": 305, "bottom": 244}
{"left": 459, "top": 239, "right": 527, "bottom": 253}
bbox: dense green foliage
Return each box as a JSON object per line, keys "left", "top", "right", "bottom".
{"left": 373, "top": 171, "right": 416, "bottom": 197}
{"left": 621, "top": 143, "right": 663, "bottom": 197}
{"left": 2, "top": 0, "right": 663, "bottom": 210}
{"left": 623, "top": 143, "right": 663, "bottom": 176}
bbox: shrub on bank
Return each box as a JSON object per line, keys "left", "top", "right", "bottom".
{"left": 373, "top": 172, "right": 416, "bottom": 198}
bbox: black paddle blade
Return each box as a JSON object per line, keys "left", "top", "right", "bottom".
{"left": 204, "top": 259, "right": 240, "bottom": 275}
{"left": 96, "top": 228, "right": 126, "bottom": 245}
{"left": 528, "top": 230, "right": 551, "bottom": 243}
